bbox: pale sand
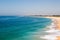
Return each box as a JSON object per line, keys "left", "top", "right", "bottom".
{"left": 46, "top": 17, "right": 60, "bottom": 40}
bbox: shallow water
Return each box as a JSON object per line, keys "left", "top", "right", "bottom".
{"left": 0, "top": 16, "right": 52, "bottom": 40}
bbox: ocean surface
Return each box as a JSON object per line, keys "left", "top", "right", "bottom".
{"left": 0, "top": 16, "right": 52, "bottom": 40}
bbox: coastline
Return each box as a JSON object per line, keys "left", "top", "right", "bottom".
{"left": 29, "top": 16, "right": 60, "bottom": 40}
{"left": 45, "top": 17, "right": 60, "bottom": 40}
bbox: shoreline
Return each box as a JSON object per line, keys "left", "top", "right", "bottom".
{"left": 45, "top": 17, "right": 60, "bottom": 40}
{"left": 40, "top": 17, "right": 60, "bottom": 40}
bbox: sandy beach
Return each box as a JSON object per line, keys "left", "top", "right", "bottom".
{"left": 46, "top": 17, "right": 60, "bottom": 40}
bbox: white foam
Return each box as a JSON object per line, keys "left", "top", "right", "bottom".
{"left": 48, "top": 23, "right": 56, "bottom": 29}
{"left": 40, "top": 35, "right": 57, "bottom": 40}
{"left": 40, "top": 18, "right": 60, "bottom": 40}
{"left": 45, "top": 29, "right": 60, "bottom": 33}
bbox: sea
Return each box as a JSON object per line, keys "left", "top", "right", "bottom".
{"left": 0, "top": 16, "right": 52, "bottom": 40}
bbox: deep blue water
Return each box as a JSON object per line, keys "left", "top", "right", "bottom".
{"left": 0, "top": 16, "right": 52, "bottom": 40}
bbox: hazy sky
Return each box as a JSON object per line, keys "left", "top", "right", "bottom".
{"left": 0, "top": 0, "right": 60, "bottom": 15}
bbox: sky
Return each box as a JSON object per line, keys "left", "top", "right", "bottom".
{"left": 0, "top": 0, "right": 60, "bottom": 15}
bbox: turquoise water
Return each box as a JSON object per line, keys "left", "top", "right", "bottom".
{"left": 0, "top": 16, "right": 52, "bottom": 40}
